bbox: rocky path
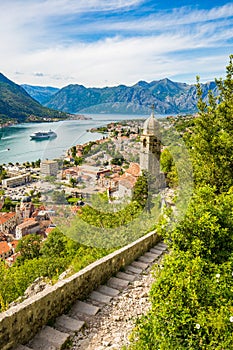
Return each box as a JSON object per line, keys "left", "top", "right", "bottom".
{"left": 69, "top": 266, "right": 156, "bottom": 350}
{"left": 68, "top": 242, "right": 167, "bottom": 350}
{"left": 14, "top": 242, "right": 167, "bottom": 350}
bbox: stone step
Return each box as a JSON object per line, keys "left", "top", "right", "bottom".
{"left": 116, "top": 271, "right": 136, "bottom": 282}
{"left": 89, "top": 290, "right": 112, "bottom": 304}
{"left": 70, "top": 301, "right": 99, "bottom": 317}
{"left": 144, "top": 252, "right": 159, "bottom": 260}
{"left": 97, "top": 285, "right": 120, "bottom": 297}
{"left": 107, "top": 277, "right": 129, "bottom": 290}
{"left": 13, "top": 346, "right": 33, "bottom": 350}
{"left": 155, "top": 242, "right": 167, "bottom": 250}
{"left": 150, "top": 248, "right": 162, "bottom": 255}
{"left": 28, "top": 326, "right": 70, "bottom": 350}
{"left": 28, "top": 338, "right": 56, "bottom": 350}
{"left": 131, "top": 261, "right": 149, "bottom": 270}
{"left": 138, "top": 255, "right": 155, "bottom": 263}
{"left": 55, "top": 314, "right": 84, "bottom": 333}
{"left": 125, "top": 265, "right": 142, "bottom": 275}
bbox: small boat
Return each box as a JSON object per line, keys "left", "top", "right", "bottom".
{"left": 30, "top": 130, "right": 57, "bottom": 140}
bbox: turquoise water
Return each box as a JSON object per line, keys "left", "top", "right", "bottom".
{"left": 0, "top": 114, "right": 150, "bottom": 164}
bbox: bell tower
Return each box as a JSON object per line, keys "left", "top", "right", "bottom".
{"left": 140, "top": 105, "right": 161, "bottom": 177}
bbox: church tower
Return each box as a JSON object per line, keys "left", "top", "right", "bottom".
{"left": 140, "top": 106, "right": 161, "bottom": 177}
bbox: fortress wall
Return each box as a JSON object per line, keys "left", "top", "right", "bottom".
{"left": 0, "top": 230, "right": 159, "bottom": 350}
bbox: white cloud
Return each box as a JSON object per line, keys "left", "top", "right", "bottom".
{"left": 2, "top": 33, "right": 230, "bottom": 88}
{"left": 85, "top": 3, "right": 233, "bottom": 33}
{"left": 0, "top": 1, "right": 232, "bottom": 87}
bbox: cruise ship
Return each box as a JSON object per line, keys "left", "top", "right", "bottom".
{"left": 30, "top": 130, "right": 57, "bottom": 140}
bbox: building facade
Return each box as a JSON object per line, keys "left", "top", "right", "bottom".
{"left": 15, "top": 219, "right": 40, "bottom": 240}
{"left": 0, "top": 212, "right": 19, "bottom": 235}
{"left": 2, "top": 173, "right": 31, "bottom": 188}
{"left": 40, "top": 160, "right": 58, "bottom": 176}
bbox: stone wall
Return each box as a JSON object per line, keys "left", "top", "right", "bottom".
{"left": 0, "top": 230, "right": 159, "bottom": 350}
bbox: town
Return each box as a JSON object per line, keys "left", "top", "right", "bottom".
{"left": 0, "top": 112, "right": 191, "bottom": 266}
{"left": 0, "top": 117, "right": 155, "bottom": 265}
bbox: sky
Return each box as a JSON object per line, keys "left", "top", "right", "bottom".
{"left": 0, "top": 0, "right": 232, "bottom": 88}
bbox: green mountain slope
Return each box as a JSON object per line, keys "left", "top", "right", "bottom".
{"left": 0, "top": 73, "right": 69, "bottom": 122}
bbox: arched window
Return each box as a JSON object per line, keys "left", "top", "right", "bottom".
{"left": 143, "top": 138, "right": 147, "bottom": 147}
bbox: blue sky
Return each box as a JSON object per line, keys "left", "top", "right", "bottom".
{"left": 0, "top": 0, "right": 232, "bottom": 87}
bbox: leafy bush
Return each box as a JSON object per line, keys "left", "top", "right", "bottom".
{"left": 129, "top": 252, "right": 233, "bottom": 350}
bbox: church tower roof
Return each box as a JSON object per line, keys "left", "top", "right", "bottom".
{"left": 143, "top": 109, "right": 159, "bottom": 135}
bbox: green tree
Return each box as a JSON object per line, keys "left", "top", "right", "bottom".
{"left": 111, "top": 155, "right": 124, "bottom": 166}
{"left": 40, "top": 228, "right": 67, "bottom": 257}
{"left": 35, "top": 158, "right": 41, "bottom": 167}
{"left": 191, "top": 57, "right": 233, "bottom": 192}
{"left": 126, "top": 56, "right": 233, "bottom": 350}
{"left": 163, "top": 186, "right": 233, "bottom": 264}
{"left": 52, "top": 190, "right": 67, "bottom": 204}
{"left": 132, "top": 173, "right": 149, "bottom": 209}
{"left": 71, "top": 145, "right": 77, "bottom": 158}
{"left": 69, "top": 177, "right": 76, "bottom": 188}
{"left": 129, "top": 252, "right": 233, "bottom": 350}
{"left": 160, "top": 148, "right": 178, "bottom": 187}
{"left": 2, "top": 197, "right": 16, "bottom": 212}
{"left": 0, "top": 165, "right": 7, "bottom": 181}
{"left": 16, "top": 234, "right": 42, "bottom": 263}
{"left": 74, "top": 156, "right": 83, "bottom": 166}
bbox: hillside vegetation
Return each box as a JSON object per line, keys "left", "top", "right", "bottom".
{"left": 0, "top": 73, "right": 69, "bottom": 122}
{"left": 126, "top": 56, "right": 233, "bottom": 349}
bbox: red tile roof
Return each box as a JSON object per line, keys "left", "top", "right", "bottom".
{"left": 0, "top": 241, "right": 11, "bottom": 255}
{"left": 126, "top": 163, "right": 141, "bottom": 177}
{"left": 0, "top": 212, "right": 16, "bottom": 225}
{"left": 45, "top": 227, "right": 55, "bottom": 235}
{"left": 17, "top": 218, "right": 38, "bottom": 229}
{"left": 10, "top": 241, "right": 19, "bottom": 249}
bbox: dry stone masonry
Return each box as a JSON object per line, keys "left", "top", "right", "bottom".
{"left": 0, "top": 230, "right": 166, "bottom": 350}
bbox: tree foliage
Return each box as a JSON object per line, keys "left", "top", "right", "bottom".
{"left": 127, "top": 56, "right": 233, "bottom": 349}
{"left": 0, "top": 228, "right": 108, "bottom": 312}
{"left": 192, "top": 56, "right": 233, "bottom": 192}
{"left": 15, "top": 234, "right": 42, "bottom": 262}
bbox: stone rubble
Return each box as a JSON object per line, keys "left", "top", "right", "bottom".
{"left": 67, "top": 263, "right": 158, "bottom": 350}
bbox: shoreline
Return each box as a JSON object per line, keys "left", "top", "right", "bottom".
{"left": 0, "top": 114, "right": 92, "bottom": 129}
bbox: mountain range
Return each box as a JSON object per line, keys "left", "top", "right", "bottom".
{"left": 0, "top": 72, "right": 218, "bottom": 121}
{"left": 22, "top": 78, "right": 218, "bottom": 115}
{"left": 0, "top": 73, "right": 69, "bottom": 122}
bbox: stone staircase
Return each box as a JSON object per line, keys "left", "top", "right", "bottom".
{"left": 13, "top": 242, "right": 167, "bottom": 350}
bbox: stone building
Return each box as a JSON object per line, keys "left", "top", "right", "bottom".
{"left": 113, "top": 163, "right": 140, "bottom": 199}
{"left": 0, "top": 212, "right": 19, "bottom": 235}
{"left": 40, "top": 160, "right": 58, "bottom": 176}
{"left": 140, "top": 109, "right": 161, "bottom": 177}
{"left": 2, "top": 173, "right": 31, "bottom": 188}
{"left": 16, "top": 196, "right": 35, "bottom": 220}
{"left": 15, "top": 219, "right": 40, "bottom": 240}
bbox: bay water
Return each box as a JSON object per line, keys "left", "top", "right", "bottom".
{"left": 0, "top": 114, "right": 150, "bottom": 165}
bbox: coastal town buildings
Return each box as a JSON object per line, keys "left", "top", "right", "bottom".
{"left": 15, "top": 218, "right": 41, "bottom": 240}
{"left": 2, "top": 173, "right": 31, "bottom": 188}
{"left": 0, "top": 112, "right": 166, "bottom": 265}
{"left": 0, "top": 212, "right": 19, "bottom": 235}
{"left": 0, "top": 241, "right": 13, "bottom": 260}
{"left": 0, "top": 240, "right": 18, "bottom": 261}
{"left": 16, "top": 196, "right": 35, "bottom": 220}
{"left": 113, "top": 163, "right": 141, "bottom": 199}
{"left": 40, "top": 160, "right": 58, "bottom": 176}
